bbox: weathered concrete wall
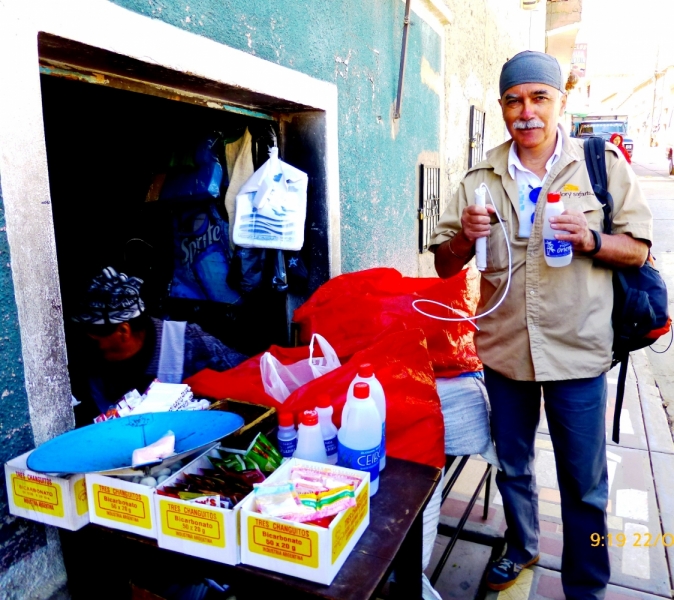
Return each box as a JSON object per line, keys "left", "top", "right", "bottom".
{"left": 0, "top": 182, "right": 67, "bottom": 597}
{"left": 546, "top": 0, "right": 582, "bottom": 31}
{"left": 443, "top": 0, "right": 546, "bottom": 201}
{"left": 112, "top": 0, "right": 442, "bottom": 277}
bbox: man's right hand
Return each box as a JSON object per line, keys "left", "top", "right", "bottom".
{"left": 461, "top": 204, "right": 496, "bottom": 242}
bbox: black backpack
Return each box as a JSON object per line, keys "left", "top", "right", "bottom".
{"left": 584, "top": 137, "right": 671, "bottom": 443}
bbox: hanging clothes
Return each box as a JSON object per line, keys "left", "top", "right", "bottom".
{"left": 224, "top": 128, "right": 254, "bottom": 247}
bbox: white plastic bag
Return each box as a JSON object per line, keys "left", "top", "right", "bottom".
{"left": 260, "top": 334, "right": 340, "bottom": 402}
{"left": 232, "top": 147, "right": 308, "bottom": 251}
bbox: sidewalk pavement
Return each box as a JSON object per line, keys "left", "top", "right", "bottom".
{"left": 426, "top": 351, "right": 674, "bottom": 599}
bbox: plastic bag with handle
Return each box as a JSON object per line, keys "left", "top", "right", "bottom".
{"left": 260, "top": 334, "right": 340, "bottom": 402}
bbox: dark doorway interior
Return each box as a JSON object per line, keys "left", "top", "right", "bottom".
{"left": 40, "top": 74, "right": 299, "bottom": 358}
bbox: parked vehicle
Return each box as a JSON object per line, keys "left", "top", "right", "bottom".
{"left": 573, "top": 115, "right": 634, "bottom": 158}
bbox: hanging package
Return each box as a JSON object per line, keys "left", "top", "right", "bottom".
{"left": 232, "top": 147, "right": 308, "bottom": 251}
{"left": 170, "top": 203, "right": 241, "bottom": 304}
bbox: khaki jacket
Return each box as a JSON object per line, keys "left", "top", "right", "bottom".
{"left": 430, "top": 129, "right": 653, "bottom": 381}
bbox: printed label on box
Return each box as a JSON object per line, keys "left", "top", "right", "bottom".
{"left": 93, "top": 484, "right": 152, "bottom": 529}
{"left": 159, "top": 499, "right": 225, "bottom": 548}
{"left": 74, "top": 478, "right": 88, "bottom": 516}
{"left": 332, "top": 482, "right": 369, "bottom": 563}
{"left": 11, "top": 472, "right": 64, "bottom": 518}
{"left": 247, "top": 516, "right": 319, "bottom": 568}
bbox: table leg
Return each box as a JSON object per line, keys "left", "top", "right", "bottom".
{"left": 389, "top": 511, "right": 423, "bottom": 600}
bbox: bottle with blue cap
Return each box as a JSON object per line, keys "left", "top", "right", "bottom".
{"left": 543, "top": 191, "right": 572, "bottom": 267}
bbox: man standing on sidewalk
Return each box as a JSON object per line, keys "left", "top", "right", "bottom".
{"left": 431, "top": 51, "right": 652, "bottom": 598}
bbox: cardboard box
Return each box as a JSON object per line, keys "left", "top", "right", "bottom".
{"left": 85, "top": 448, "right": 211, "bottom": 539}
{"left": 240, "top": 458, "right": 370, "bottom": 585}
{"left": 5, "top": 451, "right": 89, "bottom": 531}
{"left": 154, "top": 447, "right": 248, "bottom": 565}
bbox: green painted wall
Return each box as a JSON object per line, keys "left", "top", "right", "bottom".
{"left": 112, "top": 0, "right": 441, "bottom": 274}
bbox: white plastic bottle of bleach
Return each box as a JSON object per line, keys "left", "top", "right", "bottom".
{"left": 346, "top": 364, "right": 387, "bottom": 470}
{"left": 315, "top": 394, "right": 338, "bottom": 465}
{"left": 277, "top": 412, "right": 297, "bottom": 459}
{"left": 543, "top": 192, "right": 573, "bottom": 267}
{"left": 338, "top": 382, "right": 382, "bottom": 496}
{"left": 293, "top": 410, "right": 328, "bottom": 463}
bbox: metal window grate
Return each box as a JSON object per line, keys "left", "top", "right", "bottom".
{"left": 419, "top": 164, "right": 441, "bottom": 253}
{"left": 469, "top": 105, "right": 486, "bottom": 169}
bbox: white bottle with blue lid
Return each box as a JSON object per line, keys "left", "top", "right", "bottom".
{"left": 315, "top": 394, "right": 338, "bottom": 465}
{"left": 338, "top": 382, "right": 382, "bottom": 496}
{"left": 277, "top": 412, "right": 297, "bottom": 459}
{"left": 543, "top": 191, "right": 573, "bottom": 267}
{"left": 345, "top": 364, "right": 387, "bottom": 470}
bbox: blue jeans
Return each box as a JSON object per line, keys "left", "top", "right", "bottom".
{"left": 484, "top": 367, "right": 610, "bottom": 600}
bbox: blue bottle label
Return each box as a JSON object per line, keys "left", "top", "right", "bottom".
{"left": 324, "top": 435, "right": 338, "bottom": 457}
{"left": 278, "top": 437, "right": 298, "bottom": 458}
{"left": 338, "top": 442, "right": 380, "bottom": 482}
{"left": 544, "top": 239, "right": 572, "bottom": 257}
{"left": 381, "top": 422, "right": 386, "bottom": 456}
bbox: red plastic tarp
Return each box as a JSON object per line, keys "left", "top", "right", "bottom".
{"left": 185, "top": 328, "right": 445, "bottom": 469}
{"left": 292, "top": 268, "right": 482, "bottom": 378}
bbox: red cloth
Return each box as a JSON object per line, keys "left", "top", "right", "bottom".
{"left": 610, "top": 133, "right": 631, "bottom": 164}
{"left": 186, "top": 328, "right": 446, "bottom": 469}
{"left": 292, "top": 268, "right": 482, "bottom": 377}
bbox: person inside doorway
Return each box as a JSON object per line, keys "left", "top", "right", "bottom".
{"left": 431, "top": 51, "right": 652, "bottom": 597}
{"left": 69, "top": 266, "right": 248, "bottom": 426}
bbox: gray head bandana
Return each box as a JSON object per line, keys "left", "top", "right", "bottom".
{"left": 73, "top": 266, "right": 145, "bottom": 325}
{"left": 500, "top": 51, "right": 564, "bottom": 97}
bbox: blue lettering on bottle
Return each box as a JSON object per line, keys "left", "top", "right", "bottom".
{"left": 338, "top": 442, "right": 380, "bottom": 482}
{"left": 278, "top": 438, "right": 297, "bottom": 458}
{"left": 544, "top": 239, "right": 572, "bottom": 257}
{"left": 381, "top": 422, "right": 386, "bottom": 457}
{"left": 324, "top": 436, "right": 338, "bottom": 458}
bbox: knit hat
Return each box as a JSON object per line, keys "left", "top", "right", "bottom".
{"left": 499, "top": 51, "right": 564, "bottom": 97}
{"left": 73, "top": 267, "right": 145, "bottom": 325}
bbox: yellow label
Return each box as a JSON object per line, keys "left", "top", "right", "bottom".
{"left": 93, "top": 483, "right": 152, "bottom": 529}
{"left": 562, "top": 183, "right": 580, "bottom": 192}
{"left": 247, "top": 516, "right": 319, "bottom": 568}
{"left": 74, "top": 478, "right": 88, "bottom": 516}
{"left": 11, "top": 472, "right": 64, "bottom": 518}
{"left": 332, "top": 482, "right": 369, "bottom": 563}
{"left": 159, "top": 500, "right": 225, "bottom": 548}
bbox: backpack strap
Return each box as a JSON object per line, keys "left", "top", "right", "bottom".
{"left": 583, "top": 137, "right": 613, "bottom": 234}
{"left": 584, "top": 137, "right": 626, "bottom": 443}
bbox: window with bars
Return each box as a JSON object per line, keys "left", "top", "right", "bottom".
{"left": 469, "top": 105, "right": 485, "bottom": 169}
{"left": 418, "top": 164, "right": 440, "bottom": 253}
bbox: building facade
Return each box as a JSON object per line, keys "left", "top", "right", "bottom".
{"left": 0, "top": 1, "right": 544, "bottom": 596}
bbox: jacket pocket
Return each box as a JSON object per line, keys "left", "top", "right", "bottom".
{"left": 563, "top": 194, "right": 605, "bottom": 231}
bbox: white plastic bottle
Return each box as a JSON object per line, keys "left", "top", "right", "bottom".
{"left": 346, "top": 363, "right": 387, "bottom": 470}
{"left": 542, "top": 192, "right": 573, "bottom": 267}
{"left": 338, "top": 382, "right": 382, "bottom": 496}
{"left": 277, "top": 412, "right": 298, "bottom": 459}
{"left": 315, "top": 394, "right": 338, "bottom": 465}
{"left": 293, "top": 410, "right": 329, "bottom": 463}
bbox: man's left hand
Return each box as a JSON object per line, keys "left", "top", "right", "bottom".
{"left": 549, "top": 209, "right": 595, "bottom": 253}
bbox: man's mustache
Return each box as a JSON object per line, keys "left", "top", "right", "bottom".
{"left": 513, "top": 119, "right": 545, "bottom": 130}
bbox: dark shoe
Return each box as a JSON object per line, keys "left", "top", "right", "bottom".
{"left": 485, "top": 554, "right": 540, "bottom": 591}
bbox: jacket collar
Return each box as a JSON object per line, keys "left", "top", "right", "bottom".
{"left": 484, "top": 124, "right": 581, "bottom": 177}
